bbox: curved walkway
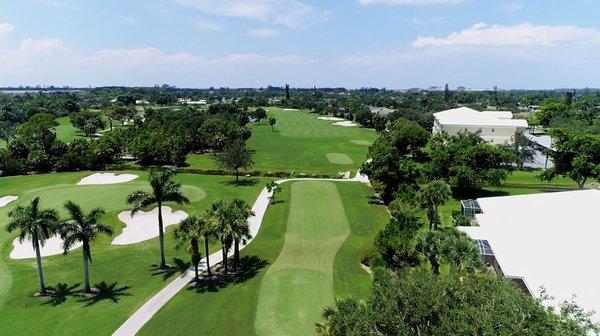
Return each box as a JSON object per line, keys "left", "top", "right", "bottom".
{"left": 112, "top": 171, "right": 369, "bottom": 336}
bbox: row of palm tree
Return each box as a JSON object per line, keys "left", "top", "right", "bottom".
{"left": 6, "top": 168, "right": 255, "bottom": 296}
{"left": 174, "top": 198, "right": 254, "bottom": 281}
{"left": 6, "top": 197, "right": 113, "bottom": 295}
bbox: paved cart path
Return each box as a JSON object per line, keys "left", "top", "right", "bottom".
{"left": 112, "top": 172, "right": 369, "bottom": 336}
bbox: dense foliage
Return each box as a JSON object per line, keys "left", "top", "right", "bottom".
{"left": 317, "top": 268, "right": 599, "bottom": 336}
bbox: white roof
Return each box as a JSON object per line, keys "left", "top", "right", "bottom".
{"left": 434, "top": 107, "right": 528, "bottom": 128}
{"left": 525, "top": 133, "right": 554, "bottom": 150}
{"left": 464, "top": 190, "right": 600, "bottom": 320}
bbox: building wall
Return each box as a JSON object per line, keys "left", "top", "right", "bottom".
{"left": 433, "top": 118, "right": 521, "bottom": 144}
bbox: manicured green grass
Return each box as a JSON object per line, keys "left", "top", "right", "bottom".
{"left": 255, "top": 182, "right": 349, "bottom": 336}
{"left": 54, "top": 115, "right": 123, "bottom": 143}
{"left": 325, "top": 153, "right": 354, "bottom": 165}
{"left": 0, "top": 171, "right": 267, "bottom": 335}
{"left": 504, "top": 170, "right": 577, "bottom": 188}
{"left": 140, "top": 181, "right": 388, "bottom": 336}
{"left": 186, "top": 108, "right": 378, "bottom": 175}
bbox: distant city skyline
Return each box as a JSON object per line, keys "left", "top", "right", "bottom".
{"left": 1, "top": 0, "right": 600, "bottom": 89}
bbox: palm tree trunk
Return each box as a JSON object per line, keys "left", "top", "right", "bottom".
{"left": 83, "top": 243, "right": 91, "bottom": 293}
{"left": 157, "top": 202, "right": 166, "bottom": 268}
{"left": 33, "top": 237, "right": 47, "bottom": 295}
{"left": 191, "top": 238, "right": 200, "bottom": 281}
{"left": 222, "top": 245, "right": 228, "bottom": 273}
{"left": 234, "top": 239, "right": 240, "bottom": 270}
{"left": 204, "top": 237, "right": 211, "bottom": 276}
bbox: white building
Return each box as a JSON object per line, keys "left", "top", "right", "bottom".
{"left": 459, "top": 190, "right": 600, "bottom": 321}
{"left": 177, "top": 98, "right": 207, "bottom": 105}
{"left": 432, "top": 107, "right": 528, "bottom": 144}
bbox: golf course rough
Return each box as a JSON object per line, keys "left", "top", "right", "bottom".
{"left": 254, "top": 181, "right": 350, "bottom": 336}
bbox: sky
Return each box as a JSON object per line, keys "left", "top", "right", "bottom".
{"left": 1, "top": 0, "right": 600, "bottom": 89}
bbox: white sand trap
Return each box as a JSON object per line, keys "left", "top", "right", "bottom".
{"left": 283, "top": 108, "right": 297, "bottom": 111}
{"left": 0, "top": 195, "right": 18, "bottom": 207}
{"left": 333, "top": 121, "right": 357, "bottom": 127}
{"left": 77, "top": 172, "right": 139, "bottom": 185}
{"left": 112, "top": 206, "right": 188, "bottom": 245}
{"left": 10, "top": 235, "right": 82, "bottom": 260}
{"left": 317, "top": 116, "right": 345, "bottom": 121}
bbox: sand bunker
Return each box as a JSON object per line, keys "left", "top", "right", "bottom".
{"left": 10, "top": 235, "right": 82, "bottom": 260}
{"left": 317, "top": 117, "right": 345, "bottom": 121}
{"left": 326, "top": 153, "right": 354, "bottom": 165}
{"left": 283, "top": 108, "right": 297, "bottom": 111}
{"left": 0, "top": 195, "right": 18, "bottom": 207}
{"left": 112, "top": 206, "right": 188, "bottom": 245}
{"left": 77, "top": 172, "right": 139, "bottom": 185}
{"left": 333, "top": 121, "right": 357, "bottom": 127}
{"left": 350, "top": 140, "right": 372, "bottom": 146}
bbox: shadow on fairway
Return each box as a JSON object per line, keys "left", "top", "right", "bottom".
{"left": 150, "top": 258, "right": 191, "bottom": 281}
{"left": 44, "top": 282, "right": 81, "bottom": 307}
{"left": 220, "top": 178, "right": 260, "bottom": 187}
{"left": 366, "top": 195, "right": 384, "bottom": 205}
{"left": 190, "top": 255, "right": 268, "bottom": 294}
{"left": 79, "top": 281, "right": 133, "bottom": 307}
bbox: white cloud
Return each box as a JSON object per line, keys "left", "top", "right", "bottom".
{"left": 0, "top": 23, "right": 15, "bottom": 39}
{"left": 247, "top": 27, "right": 279, "bottom": 37}
{"left": 0, "top": 37, "right": 303, "bottom": 86}
{"left": 359, "top": 0, "right": 462, "bottom": 5}
{"left": 500, "top": 2, "right": 523, "bottom": 12}
{"left": 173, "top": 0, "right": 330, "bottom": 29}
{"left": 412, "top": 22, "right": 600, "bottom": 47}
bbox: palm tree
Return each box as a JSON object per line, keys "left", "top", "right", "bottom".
{"left": 415, "top": 230, "right": 445, "bottom": 275}
{"left": 207, "top": 200, "right": 234, "bottom": 273}
{"left": 230, "top": 199, "right": 254, "bottom": 270}
{"left": 442, "top": 229, "right": 482, "bottom": 275}
{"left": 419, "top": 180, "right": 452, "bottom": 230}
{"left": 173, "top": 216, "right": 203, "bottom": 281}
{"left": 59, "top": 201, "right": 114, "bottom": 294}
{"left": 127, "top": 169, "right": 190, "bottom": 269}
{"left": 199, "top": 212, "right": 217, "bottom": 276}
{"left": 6, "top": 197, "right": 59, "bottom": 295}
{"left": 266, "top": 181, "right": 281, "bottom": 204}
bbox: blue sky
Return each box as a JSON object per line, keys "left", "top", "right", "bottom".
{"left": 0, "top": 0, "right": 600, "bottom": 89}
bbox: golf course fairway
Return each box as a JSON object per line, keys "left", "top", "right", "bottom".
{"left": 255, "top": 181, "right": 349, "bottom": 336}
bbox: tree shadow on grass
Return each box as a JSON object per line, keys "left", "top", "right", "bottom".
{"left": 220, "top": 178, "right": 260, "bottom": 187}
{"left": 149, "top": 258, "right": 191, "bottom": 281}
{"left": 451, "top": 187, "right": 511, "bottom": 200}
{"left": 78, "top": 281, "right": 133, "bottom": 307}
{"left": 190, "top": 255, "right": 268, "bottom": 294}
{"left": 43, "top": 282, "right": 81, "bottom": 307}
{"left": 366, "top": 195, "right": 384, "bottom": 205}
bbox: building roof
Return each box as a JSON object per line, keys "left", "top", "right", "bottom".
{"left": 460, "top": 190, "right": 600, "bottom": 320}
{"left": 525, "top": 133, "right": 554, "bottom": 150}
{"left": 434, "top": 107, "right": 528, "bottom": 128}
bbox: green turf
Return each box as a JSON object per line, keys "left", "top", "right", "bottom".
{"left": 0, "top": 171, "right": 267, "bottom": 335}
{"left": 186, "top": 108, "right": 378, "bottom": 175}
{"left": 255, "top": 182, "right": 349, "bottom": 336}
{"left": 325, "top": 153, "right": 354, "bottom": 165}
{"left": 54, "top": 115, "right": 124, "bottom": 143}
{"left": 140, "top": 181, "right": 389, "bottom": 336}
{"left": 349, "top": 139, "right": 372, "bottom": 146}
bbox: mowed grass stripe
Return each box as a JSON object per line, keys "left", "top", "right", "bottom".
{"left": 255, "top": 181, "right": 349, "bottom": 336}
